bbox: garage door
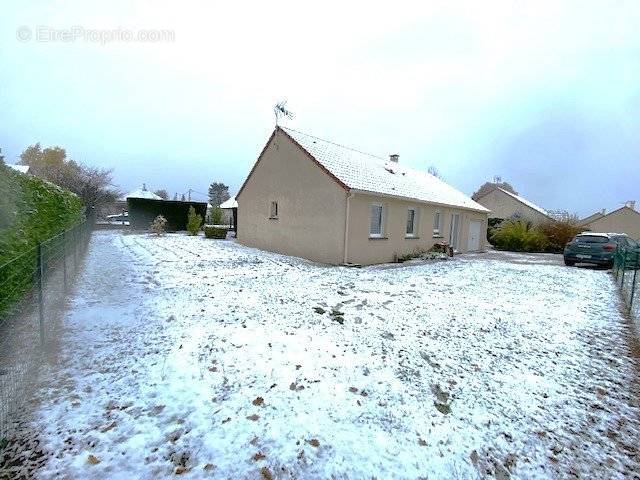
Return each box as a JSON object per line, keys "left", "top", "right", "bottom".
{"left": 467, "top": 220, "right": 482, "bottom": 252}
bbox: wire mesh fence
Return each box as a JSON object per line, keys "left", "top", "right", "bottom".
{"left": 613, "top": 247, "right": 640, "bottom": 326}
{"left": 0, "top": 221, "right": 92, "bottom": 444}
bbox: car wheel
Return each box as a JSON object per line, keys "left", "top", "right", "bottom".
{"left": 564, "top": 258, "right": 576, "bottom": 266}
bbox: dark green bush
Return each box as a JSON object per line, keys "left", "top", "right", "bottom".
{"left": 490, "top": 220, "right": 548, "bottom": 252}
{"left": 210, "top": 206, "right": 223, "bottom": 225}
{"left": 186, "top": 206, "right": 203, "bottom": 236}
{"left": 0, "top": 164, "right": 84, "bottom": 315}
{"left": 204, "top": 225, "right": 227, "bottom": 239}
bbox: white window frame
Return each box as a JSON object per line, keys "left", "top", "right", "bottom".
{"left": 369, "top": 203, "right": 385, "bottom": 238}
{"left": 406, "top": 207, "right": 418, "bottom": 237}
{"left": 269, "top": 201, "right": 278, "bottom": 219}
{"left": 433, "top": 211, "right": 442, "bottom": 237}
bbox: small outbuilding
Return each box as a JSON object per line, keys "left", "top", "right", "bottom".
{"left": 236, "top": 126, "right": 489, "bottom": 265}
{"left": 219, "top": 196, "right": 238, "bottom": 233}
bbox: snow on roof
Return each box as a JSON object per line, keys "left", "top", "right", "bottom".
{"left": 8, "top": 164, "right": 29, "bottom": 174}
{"left": 219, "top": 196, "right": 237, "bottom": 209}
{"left": 496, "top": 187, "right": 550, "bottom": 217}
{"left": 121, "top": 187, "right": 162, "bottom": 201}
{"left": 579, "top": 211, "right": 605, "bottom": 226}
{"left": 281, "top": 127, "right": 488, "bottom": 212}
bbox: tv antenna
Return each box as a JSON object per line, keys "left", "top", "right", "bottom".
{"left": 274, "top": 100, "right": 294, "bottom": 125}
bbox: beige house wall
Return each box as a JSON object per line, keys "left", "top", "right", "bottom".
{"left": 582, "top": 208, "right": 640, "bottom": 240}
{"left": 237, "top": 130, "right": 347, "bottom": 264}
{"left": 345, "top": 193, "right": 488, "bottom": 265}
{"left": 475, "top": 189, "right": 549, "bottom": 224}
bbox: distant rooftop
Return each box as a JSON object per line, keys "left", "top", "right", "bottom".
{"left": 495, "top": 187, "right": 550, "bottom": 217}
{"left": 121, "top": 184, "right": 162, "bottom": 201}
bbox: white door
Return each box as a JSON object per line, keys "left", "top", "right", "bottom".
{"left": 467, "top": 220, "right": 482, "bottom": 251}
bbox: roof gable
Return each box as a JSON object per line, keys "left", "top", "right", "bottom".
{"left": 600, "top": 205, "right": 640, "bottom": 220}
{"left": 491, "top": 187, "right": 550, "bottom": 217}
{"left": 279, "top": 127, "right": 488, "bottom": 212}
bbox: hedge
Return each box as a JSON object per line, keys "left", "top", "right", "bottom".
{"left": 0, "top": 164, "right": 84, "bottom": 315}
{"left": 204, "top": 225, "right": 228, "bottom": 239}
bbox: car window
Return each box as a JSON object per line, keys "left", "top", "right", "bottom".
{"left": 575, "top": 235, "right": 609, "bottom": 243}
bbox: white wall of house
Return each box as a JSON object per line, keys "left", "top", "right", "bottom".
{"left": 346, "top": 193, "right": 487, "bottom": 265}
{"left": 582, "top": 207, "right": 640, "bottom": 240}
{"left": 237, "top": 130, "right": 347, "bottom": 264}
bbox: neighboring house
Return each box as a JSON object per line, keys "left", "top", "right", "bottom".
{"left": 474, "top": 187, "right": 552, "bottom": 224}
{"left": 236, "top": 126, "right": 489, "bottom": 265}
{"left": 579, "top": 203, "right": 640, "bottom": 240}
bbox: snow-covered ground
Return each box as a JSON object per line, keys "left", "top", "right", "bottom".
{"left": 8, "top": 231, "right": 640, "bottom": 479}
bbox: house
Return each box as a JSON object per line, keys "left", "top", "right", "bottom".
{"left": 236, "top": 126, "right": 489, "bottom": 265}
{"left": 474, "top": 187, "right": 552, "bottom": 224}
{"left": 579, "top": 202, "right": 640, "bottom": 240}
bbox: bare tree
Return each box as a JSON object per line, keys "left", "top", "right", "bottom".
{"left": 154, "top": 189, "right": 169, "bottom": 200}
{"left": 19, "top": 143, "right": 119, "bottom": 216}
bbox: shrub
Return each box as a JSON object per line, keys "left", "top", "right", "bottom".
{"left": 490, "top": 220, "right": 548, "bottom": 252}
{"left": 149, "top": 215, "right": 168, "bottom": 236}
{"left": 186, "top": 206, "right": 203, "bottom": 236}
{"left": 538, "top": 219, "right": 583, "bottom": 253}
{"left": 210, "top": 206, "right": 223, "bottom": 225}
{"left": 204, "top": 225, "right": 227, "bottom": 239}
{"left": 396, "top": 247, "right": 449, "bottom": 262}
{"left": 0, "top": 164, "right": 84, "bottom": 316}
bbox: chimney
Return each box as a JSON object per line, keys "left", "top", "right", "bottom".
{"left": 142, "top": 183, "right": 147, "bottom": 191}
{"left": 601, "top": 208, "right": 606, "bottom": 214}
{"left": 389, "top": 154, "right": 399, "bottom": 163}
{"left": 626, "top": 200, "right": 636, "bottom": 210}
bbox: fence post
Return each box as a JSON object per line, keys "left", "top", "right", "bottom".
{"left": 36, "top": 243, "right": 45, "bottom": 347}
{"left": 62, "top": 230, "right": 67, "bottom": 292}
{"left": 630, "top": 251, "right": 639, "bottom": 312}
{"left": 621, "top": 251, "right": 626, "bottom": 292}
{"left": 73, "top": 226, "right": 78, "bottom": 274}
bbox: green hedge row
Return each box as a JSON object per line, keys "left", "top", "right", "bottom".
{"left": 204, "top": 225, "right": 228, "bottom": 239}
{"left": 0, "top": 164, "right": 84, "bottom": 314}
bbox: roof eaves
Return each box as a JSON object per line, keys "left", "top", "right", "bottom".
{"left": 350, "top": 188, "right": 491, "bottom": 213}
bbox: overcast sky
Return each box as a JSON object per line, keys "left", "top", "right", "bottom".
{"left": 1, "top": 1, "right": 638, "bottom": 215}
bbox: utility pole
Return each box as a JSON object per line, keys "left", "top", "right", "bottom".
{"left": 188, "top": 189, "right": 192, "bottom": 202}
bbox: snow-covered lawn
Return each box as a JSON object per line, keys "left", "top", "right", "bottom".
{"left": 17, "top": 231, "right": 640, "bottom": 478}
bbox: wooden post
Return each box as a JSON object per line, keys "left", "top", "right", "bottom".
{"left": 36, "top": 243, "right": 45, "bottom": 346}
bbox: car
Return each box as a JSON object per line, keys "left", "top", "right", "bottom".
{"left": 563, "top": 232, "right": 637, "bottom": 268}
